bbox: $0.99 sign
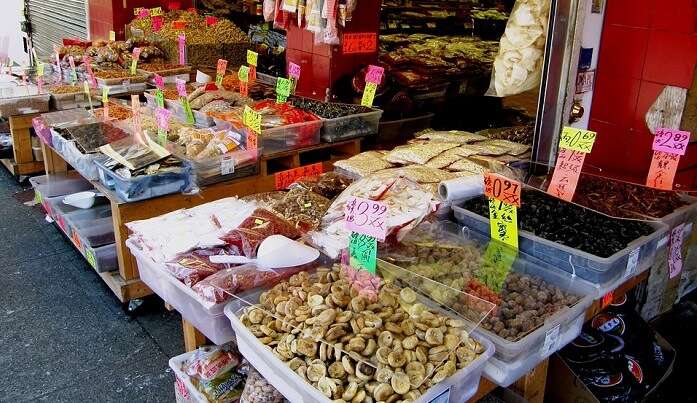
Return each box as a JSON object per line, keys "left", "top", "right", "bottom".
{"left": 345, "top": 196, "right": 388, "bottom": 241}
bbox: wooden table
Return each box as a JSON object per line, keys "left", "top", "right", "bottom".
{"left": 1, "top": 113, "right": 45, "bottom": 176}
{"left": 40, "top": 138, "right": 361, "bottom": 303}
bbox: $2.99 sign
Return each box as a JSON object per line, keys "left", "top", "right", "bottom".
{"left": 345, "top": 196, "right": 388, "bottom": 241}
{"left": 484, "top": 173, "right": 521, "bottom": 207}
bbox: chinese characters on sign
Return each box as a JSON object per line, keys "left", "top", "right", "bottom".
{"left": 348, "top": 232, "right": 377, "bottom": 274}
{"left": 488, "top": 199, "right": 519, "bottom": 249}
{"left": 669, "top": 224, "right": 684, "bottom": 279}
{"left": 342, "top": 33, "right": 378, "bottom": 54}
{"left": 652, "top": 128, "right": 690, "bottom": 155}
{"left": 559, "top": 127, "right": 597, "bottom": 153}
{"left": 344, "top": 197, "right": 388, "bottom": 241}
{"left": 547, "top": 148, "right": 586, "bottom": 202}
{"left": 646, "top": 150, "right": 680, "bottom": 190}
{"left": 274, "top": 162, "right": 323, "bottom": 190}
{"left": 484, "top": 173, "right": 521, "bottom": 207}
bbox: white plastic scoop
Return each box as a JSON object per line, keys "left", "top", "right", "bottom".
{"left": 62, "top": 191, "right": 103, "bottom": 209}
{"left": 209, "top": 235, "right": 320, "bottom": 268}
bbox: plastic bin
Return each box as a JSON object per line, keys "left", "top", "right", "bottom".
{"left": 372, "top": 112, "right": 434, "bottom": 147}
{"left": 50, "top": 92, "right": 98, "bottom": 110}
{"left": 167, "top": 98, "right": 215, "bottom": 128}
{"left": 185, "top": 149, "right": 260, "bottom": 186}
{"left": 169, "top": 351, "right": 214, "bottom": 403}
{"left": 452, "top": 204, "right": 668, "bottom": 285}
{"left": 95, "top": 158, "right": 193, "bottom": 202}
{"left": 127, "top": 240, "right": 235, "bottom": 345}
{"left": 660, "top": 194, "right": 697, "bottom": 229}
{"left": 29, "top": 174, "right": 93, "bottom": 199}
{"left": 85, "top": 243, "right": 118, "bottom": 273}
{"left": 50, "top": 129, "right": 103, "bottom": 180}
{"left": 215, "top": 117, "right": 323, "bottom": 155}
{"left": 321, "top": 109, "right": 383, "bottom": 143}
{"left": 224, "top": 290, "right": 495, "bottom": 403}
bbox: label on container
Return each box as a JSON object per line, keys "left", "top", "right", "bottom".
{"left": 221, "top": 155, "right": 235, "bottom": 175}
{"left": 669, "top": 224, "right": 685, "bottom": 279}
{"left": 247, "top": 50, "right": 258, "bottom": 67}
{"left": 652, "top": 128, "right": 690, "bottom": 156}
{"left": 624, "top": 248, "right": 640, "bottom": 279}
{"left": 215, "top": 59, "right": 228, "bottom": 87}
{"left": 342, "top": 32, "right": 377, "bottom": 54}
{"left": 559, "top": 127, "right": 597, "bottom": 153}
{"left": 85, "top": 248, "right": 96, "bottom": 269}
{"left": 130, "top": 47, "right": 141, "bottom": 75}
{"left": 349, "top": 232, "right": 377, "bottom": 274}
{"left": 243, "top": 105, "right": 261, "bottom": 134}
{"left": 547, "top": 148, "right": 586, "bottom": 202}
{"left": 178, "top": 34, "right": 186, "bottom": 65}
{"left": 361, "top": 82, "right": 377, "bottom": 107}
{"left": 489, "top": 198, "right": 518, "bottom": 249}
{"left": 109, "top": 31, "right": 116, "bottom": 41}
{"left": 276, "top": 77, "right": 292, "bottom": 103}
{"left": 646, "top": 150, "right": 680, "bottom": 190}
{"left": 484, "top": 173, "right": 521, "bottom": 207}
{"left": 274, "top": 162, "right": 323, "bottom": 190}
{"left": 540, "top": 324, "right": 561, "bottom": 357}
{"left": 345, "top": 197, "right": 388, "bottom": 241}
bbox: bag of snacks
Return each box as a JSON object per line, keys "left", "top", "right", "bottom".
{"left": 166, "top": 247, "right": 239, "bottom": 287}
{"left": 271, "top": 187, "right": 331, "bottom": 232}
{"left": 184, "top": 343, "right": 246, "bottom": 403}
{"left": 240, "top": 367, "right": 283, "bottom": 403}
{"left": 333, "top": 151, "right": 394, "bottom": 178}
{"left": 220, "top": 209, "right": 301, "bottom": 258}
{"left": 290, "top": 171, "right": 353, "bottom": 199}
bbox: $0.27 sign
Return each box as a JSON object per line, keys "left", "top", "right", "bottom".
{"left": 344, "top": 196, "right": 388, "bottom": 241}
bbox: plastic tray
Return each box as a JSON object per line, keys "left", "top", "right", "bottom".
{"left": 127, "top": 239, "right": 234, "bottom": 345}
{"left": 95, "top": 159, "right": 193, "bottom": 202}
{"left": 215, "top": 118, "right": 322, "bottom": 155}
{"left": 0, "top": 90, "right": 50, "bottom": 116}
{"left": 50, "top": 129, "right": 102, "bottom": 180}
{"left": 321, "top": 109, "right": 383, "bottom": 143}
{"left": 452, "top": 204, "right": 668, "bottom": 285}
{"left": 185, "top": 149, "right": 260, "bottom": 186}
{"left": 29, "top": 174, "right": 93, "bottom": 199}
{"left": 169, "top": 351, "right": 213, "bottom": 403}
{"left": 166, "top": 98, "right": 215, "bottom": 128}
{"left": 224, "top": 290, "right": 495, "bottom": 403}
{"left": 50, "top": 91, "right": 99, "bottom": 111}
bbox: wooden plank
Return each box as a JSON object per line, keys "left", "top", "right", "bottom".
{"left": 0, "top": 158, "right": 18, "bottom": 175}
{"left": 41, "top": 141, "right": 68, "bottom": 174}
{"left": 16, "top": 161, "right": 45, "bottom": 175}
{"left": 511, "top": 359, "right": 548, "bottom": 403}
{"left": 183, "top": 319, "right": 207, "bottom": 352}
{"left": 9, "top": 114, "right": 36, "bottom": 165}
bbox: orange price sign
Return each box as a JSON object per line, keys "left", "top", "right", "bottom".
{"left": 547, "top": 148, "right": 586, "bottom": 202}
{"left": 646, "top": 150, "right": 680, "bottom": 190}
{"left": 274, "top": 162, "right": 324, "bottom": 190}
{"left": 601, "top": 291, "right": 613, "bottom": 310}
{"left": 342, "top": 33, "right": 378, "bottom": 54}
{"left": 484, "top": 173, "right": 521, "bottom": 207}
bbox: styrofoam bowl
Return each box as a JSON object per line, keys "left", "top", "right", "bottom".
{"left": 63, "top": 191, "right": 98, "bottom": 209}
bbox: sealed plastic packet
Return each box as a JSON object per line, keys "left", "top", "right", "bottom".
{"left": 184, "top": 343, "right": 246, "bottom": 402}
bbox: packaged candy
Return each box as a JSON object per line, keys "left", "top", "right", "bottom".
{"left": 165, "top": 247, "right": 238, "bottom": 287}
{"left": 220, "top": 208, "right": 301, "bottom": 258}
{"left": 184, "top": 343, "right": 245, "bottom": 403}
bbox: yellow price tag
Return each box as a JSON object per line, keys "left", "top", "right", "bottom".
{"left": 34, "top": 190, "right": 43, "bottom": 204}
{"left": 83, "top": 80, "right": 90, "bottom": 94}
{"left": 133, "top": 7, "right": 144, "bottom": 16}
{"left": 101, "top": 86, "right": 109, "bottom": 103}
{"left": 247, "top": 50, "right": 258, "bottom": 67}
{"left": 559, "top": 127, "right": 597, "bottom": 153}
{"left": 150, "top": 6, "right": 163, "bottom": 16}
{"left": 85, "top": 248, "right": 96, "bottom": 269}
{"left": 488, "top": 198, "right": 518, "bottom": 249}
{"left": 361, "top": 82, "right": 377, "bottom": 107}
{"left": 243, "top": 105, "right": 262, "bottom": 134}
{"left": 238, "top": 65, "right": 249, "bottom": 82}
{"left": 37, "top": 62, "right": 44, "bottom": 76}
{"left": 109, "top": 31, "right": 116, "bottom": 41}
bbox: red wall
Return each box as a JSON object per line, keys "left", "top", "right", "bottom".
{"left": 586, "top": 0, "right": 697, "bottom": 188}
{"left": 89, "top": 0, "right": 193, "bottom": 41}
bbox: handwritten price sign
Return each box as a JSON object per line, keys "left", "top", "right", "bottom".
{"left": 276, "top": 77, "right": 292, "bottom": 103}
{"left": 559, "top": 127, "right": 597, "bottom": 153}
{"left": 215, "top": 58, "right": 228, "bottom": 87}
{"left": 547, "top": 148, "right": 586, "bottom": 202}
{"left": 243, "top": 105, "right": 262, "bottom": 134}
{"left": 365, "top": 65, "right": 384, "bottom": 84}
{"left": 484, "top": 173, "right": 521, "bottom": 207}
{"left": 345, "top": 196, "right": 388, "bottom": 241}
{"left": 247, "top": 50, "right": 258, "bottom": 67}
{"left": 349, "top": 232, "right": 377, "bottom": 274}
{"left": 288, "top": 62, "right": 301, "bottom": 80}
{"left": 274, "top": 162, "right": 323, "bottom": 190}
{"left": 489, "top": 199, "right": 518, "bottom": 249}
{"left": 646, "top": 150, "right": 680, "bottom": 190}
{"left": 342, "top": 33, "right": 378, "bottom": 54}
{"left": 652, "top": 128, "right": 690, "bottom": 156}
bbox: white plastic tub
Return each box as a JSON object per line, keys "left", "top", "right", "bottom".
{"left": 224, "top": 294, "right": 495, "bottom": 403}
{"left": 127, "top": 239, "right": 235, "bottom": 345}
{"left": 169, "top": 351, "right": 211, "bottom": 403}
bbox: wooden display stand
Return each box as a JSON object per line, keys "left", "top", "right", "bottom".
{"left": 40, "top": 138, "right": 361, "bottom": 303}
{"left": 1, "top": 113, "right": 44, "bottom": 176}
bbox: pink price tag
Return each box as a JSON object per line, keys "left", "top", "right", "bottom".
{"left": 178, "top": 34, "right": 186, "bottom": 65}
{"left": 37, "top": 76, "right": 43, "bottom": 94}
{"left": 669, "top": 224, "right": 684, "bottom": 279}
{"left": 547, "top": 148, "right": 586, "bottom": 202}
{"left": 68, "top": 56, "right": 76, "bottom": 70}
{"left": 132, "top": 47, "right": 141, "bottom": 61}
{"left": 175, "top": 79, "right": 187, "bottom": 97}
{"left": 652, "top": 128, "right": 690, "bottom": 156}
{"left": 365, "top": 65, "right": 384, "bottom": 84}
{"left": 155, "top": 107, "right": 172, "bottom": 131}
{"left": 344, "top": 196, "right": 388, "bottom": 241}
{"left": 138, "top": 8, "right": 150, "bottom": 18}
{"left": 288, "top": 62, "right": 301, "bottom": 80}
{"left": 154, "top": 74, "right": 165, "bottom": 90}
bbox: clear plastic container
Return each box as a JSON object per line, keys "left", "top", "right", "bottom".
{"left": 169, "top": 351, "right": 212, "bottom": 403}
{"left": 29, "top": 174, "right": 93, "bottom": 198}
{"left": 378, "top": 221, "right": 595, "bottom": 364}
{"left": 50, "top": 129, "right": 102, "bottom": 180}
{"left": 64, "top": 206, "right": 115, "bottom": 248}
{"left": 186, "top": 149, "right": 260, "bottom": 186}
{"left": 0, "top": 85, "right": 50, "bottom": 116}
{"left": 50, "top": 92, "right": 98, "bottom": 111}
{"left": 127, "top": 239, "right": 235, "bottom": 345}
{"left": 86, "top": 243, "right": 118, "bottom": 273}
{"left": 452, "top": 204, "right": 668, "bottom": 285}
{"left": 321, "top": 109, "right": 383, "bottom": 143}
{"left": 95, "top": 158, "right": 193, "bottom": 202}
{"left": 224, "top": 290, "right": 495, "bottom": 403}
{"left": 660, "top": 194, "right": 697, "bottom": 229}
{"left": 240, "top": 367, "right": 283, "bottom": 403}
{"left": 38, "top": 109, "right": 93, "bottom": 146}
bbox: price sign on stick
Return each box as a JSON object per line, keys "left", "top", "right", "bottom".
{"left": 68, "top": 56, "right": 77, "bottom": 83}
{"left": 361, "top": 65, "right": 383, "bottom": 107}
{"left": 176, "top": 79, "right": 194, "bottom": 124}
{"left": 247, "top": 50, "right": 258, "bottom": 67}
{"left": 243, "top": 105, "right": 261, "bottom": 134}
{"left": 489, "top": 198, "right": 519, "bottom": 249}
{"left": 342, "top": 33, "right": 378, "bottom": 54}
{"left": 155, "top": 107, "right": 172, "bottom": 145}
{"left": 83, "top": 81, "right": 93, "bottom": 112}
{"left": 154, "top": 75, "right": 165, "bottom": 108}
{"left": 37, "top": 63, "right": 44, "bottom": 93}
{"left": 349, "top": 232, "right": 377, "bottom": 274}
{"left": 109, "top": 31, "right": 116, "bottom": 41}
{"left": 101, "top": 86, "right": 109, "bottom": 119}
{"left": 653, "top": 128, "right": 690, "bottom": 155}
{"left": 547, "top": 148, "right": 586, "bottom": 202}
{"left": 150, "top": 6, "right": 163, "bottom": 16}
{"left": 215, "top": 59, "right": 227, "bottom": 88}
{"left": 83, "top": 56, "right": 97, "bottom": 88}
{"left": 276, "top": 77, "right": 292, "bottom": 103}
{"left": 274, "top": 162, "right": 323, "bottom": 190}
{"left": 288, "top": 62, "right": 301, "bottom": 80}
{"left": 238, "top": 66, "right": 250, "bottom": 97}
{"left": 131, "top": 95, "right": 144, "bottom": 143}
{"left": 152, "top": 16, "right": 164, "bottom": 32}
{"left": 647, "top": 150, "right": 682, "bottom": 190}
{"left": 484, "top": 173, "right": 521, "bottom": 207}
{"left": 559, "top": 127, "right": 597, "bottom": 153}
{"left": 345, "top": 196, "right": 388, "bottom": 241}
{"left": 178, "top": 34, "right": 186, "bottom": 65}
{"left": 130, "top": 47, "right": 141, "bottom": 75}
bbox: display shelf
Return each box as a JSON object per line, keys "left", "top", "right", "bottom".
{"left": 1, "top": 113, "right": 45, "bottom": 176}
